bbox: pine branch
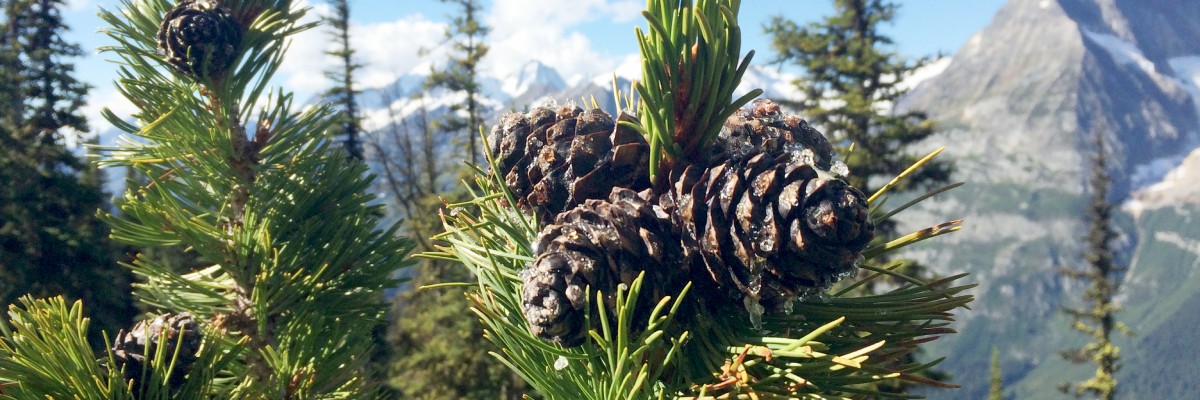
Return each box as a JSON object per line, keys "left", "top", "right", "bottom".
{"left": 626, "top": 0, "right": 761, "bottom": 183}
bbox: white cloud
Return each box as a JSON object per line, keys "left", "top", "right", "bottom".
{"left": 352, "top": 15, "right": 447, "bottom": 88}
{"left": 277, "top": 3, "right": 446, "bottom": 97}
{"left": 79, "top": 87, "right": 136, "bottom": 142}
{"left": 483, "top": 0, "right": 640, "bottom": 84}
{"left": 66, "top": 0, "right": 94, "bottom": 11}
{"left": 277, "top": 0, "right": 640, "bottom": 96}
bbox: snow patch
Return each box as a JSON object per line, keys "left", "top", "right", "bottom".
{"left": 1169, "top": 56, "right": 1200, "bottom": 126}
{"left": 736, "top": 65, "right": 803, "bottom": 102}
{"left": 1130, "top": 153, "right": 1188, "bottom": 191}
{"left": 1039, "top": 0, "right": 1051, "bottom": 9}
{"left": 1155, "top": 231, "right": 1200, "bottom": 259}
{"left": 898, "top": 57, "right": 952, "bottom": 92}
{"left": 1081, "top": 29, "right": 1158, "bottom": 77}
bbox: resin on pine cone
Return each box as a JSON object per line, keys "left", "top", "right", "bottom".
{"left": 110, "top": 312, "right": 202, "bottom": 396}
{"left": 716, "top": 99, "right": 836, "bottom": 170}
{"left": 157, "top": 0, "right": 241, "bottom": 79}
{"left": 488, "top": 105, "right": 651, "bottom": 225}
{"left": 521, "top": 188, "right": 685, "bottom": 346}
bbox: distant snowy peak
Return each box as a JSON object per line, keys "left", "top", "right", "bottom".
{"left": 501, "top": 61, "right": 567, "bottom": 99}
{"left": 736, "top": 65, "right": 802, "bottom": 102}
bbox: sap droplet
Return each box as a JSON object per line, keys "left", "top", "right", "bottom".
{"left": 565, "top": 285, "right": 585, "bottom": 307}
{"left": 757, "top": 236, "right": 775, "bottom": 253}
{"left": 833, "top": 268, "right": 858, "bottom": 284}
{"left": 830, "top": 161, "right": 850, "bottom": 178}
{"left": 743, "top": 296, "right": 765, "bottom": 330}
{"left": 448, "top": 207, "right": 464, "bottom": 217}
{"left": 780, "top": 296, "right": 796, "bottom": 315}
{"left": 518, "top": 267, "right": 535, "bottom": 282}
{"left": 554, "top": 355, "right": 569, "bottom": 371}
{"left": 747, "top": 258, "right": 765, "bottom": 296}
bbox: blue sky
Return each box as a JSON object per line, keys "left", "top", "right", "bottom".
{"left": 61, "top": 0, "right": 1007, "bottom": 133}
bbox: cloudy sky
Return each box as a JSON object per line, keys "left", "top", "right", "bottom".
{"left": 62, "top": 0, "right": 1005, "bottom": 134}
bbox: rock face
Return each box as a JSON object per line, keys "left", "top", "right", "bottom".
{"left": 896, "top": 0, "right": 1200, "bottom": 398}
{"left": 902, "top": 0, "right": 1197, "bottom": 195}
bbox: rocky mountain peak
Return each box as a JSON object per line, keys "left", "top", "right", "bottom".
{"left": 896, "top": 1, "right": 1200, "bottom": 398}
{"left": 902, "top": 0, "right": 1198, "bottom": 197}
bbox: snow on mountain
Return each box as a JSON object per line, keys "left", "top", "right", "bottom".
{"left": 1126, "top": 146, "right": 1200, "bottom": 215}
{"left": 1169, "top": 56, "right": 1200, "bottom": 123}
{"left": 502, "top": 61, "right": 567, "bottom": 99}
{"left": 898, "top": 57, "right": 952, "bottom": 93}
{"left": 736, "top": 65, "right": 802, "bottom": 101}
{"left": 1082, "top": 29, "right": 1159, "bottom": 76}
{"left": 358, "top": 60, "right": 797, "bottom": 132}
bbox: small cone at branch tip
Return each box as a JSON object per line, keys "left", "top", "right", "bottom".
{"left": 157, "top": 0, "right": 242, "bottom": 79}
{"left": 110, "top": 312, "right": 202, "bottom": 398}
{"left": 488, "top": 105, "right": 651, "bottom": 225}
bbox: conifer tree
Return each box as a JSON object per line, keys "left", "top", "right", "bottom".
{"left": 0, "top": 0, "right": 411, "bottom": 397}
{"left": 0, "top": 0, "right": 134, "bottom": 341}
{"left": 766, "top": 1, "right": 956, "bottom": 392}
{"left": 990, "top": 347, "right": 1004, "bottom": 400}
{"left": 1059, "top": 134, "right": 1129, "bottom": 400}
{"left": 373, "top": 49, "right": 520, "bottom": 400}
{"left": 765, "top": 0, "right": 951, "bottom": 225}
{"left": 424, "top": 0, "right": 488, "bottom": 165}
{"left": 323, "top": 0, "right": 362, "bottom": 160}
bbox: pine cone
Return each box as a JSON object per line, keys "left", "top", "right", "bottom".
{"left": 514, "top": 100, "right": 873, "bottom": 346}
{"left": 521, "top": 188, "right": 684, "bottom": 346}
{"left": 157, "top": 0, "right": 241, "bottom": 79}
{"left": 663, "top": 150, "right": 873, "bottom": 310}
{"left": 111, "top": 312, "right": 202, "bottom": 397}
{"left": 718, "top": 99, "right": 836, "bottom": 170}
{"left": 488, "top": 105, "right": 651, "bottom": 225}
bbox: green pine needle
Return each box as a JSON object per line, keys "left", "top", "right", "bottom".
{"left": 630, "top": 0, "right": 762, "bottom": 183}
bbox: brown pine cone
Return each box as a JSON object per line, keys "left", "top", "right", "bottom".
{"left": 488, "top": 105, "right": 651, "bottom": 225}
{"left": 717, "top": 99, "right": 836, "bottom": 170}
{"left": 520, "top": 188, "right": 685, "bottom": 346}
{"left": 157, "top": 0, "right": 241, "bottom": 79}
{"left": 663, "top": 149, "right": 873, "bottom": 310}
{"left": 110, "top": 312, "right": 202, "bottom": 398}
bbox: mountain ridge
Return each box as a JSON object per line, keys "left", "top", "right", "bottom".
{"left": 899, "top": 0, "right": 1200, "bottom": 398}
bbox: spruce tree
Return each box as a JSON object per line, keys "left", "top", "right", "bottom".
{"left": 766, "top": 1, "right": 956, "bottom": 392}
{"left": 1058, "top": 133, "right": 1129, "bottom": 400}
{"left": 765, "top": 0, "right": 952, "bottom": 224}
{"left": 423, "top": 0, "right": 487, "bottom": 165}
{"left": 990, "top": 347, "right": 1004, "bottom": 400}
{"left": 323, "top": 0, "right": 362, "bottom": 160}
{"left": 0, "top": 0, "right": 134, "bottom": 341}
{"left": 372, "top": 16, "right": 519, "bottom": 397}
{"left": 0, "top": 0, "right": 411, "bottom": 397}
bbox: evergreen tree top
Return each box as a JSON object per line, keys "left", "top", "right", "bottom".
{"left": 2, "top": 0, "right": 412, "bottom": 397}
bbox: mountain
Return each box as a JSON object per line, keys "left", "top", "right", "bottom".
{"left": 897, "top": 0, "right": 1200, "bottom": 398}
{"left": 357, "top": 60, "right": 795, "bottom": 136}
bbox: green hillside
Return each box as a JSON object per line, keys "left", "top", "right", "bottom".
{"left": 1007, "top": 205, "right": 1200, "bottom": 399}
